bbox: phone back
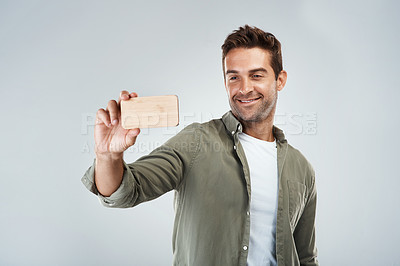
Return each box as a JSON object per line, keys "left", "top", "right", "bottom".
{"left": 120, "top": 95, "right": 179, "bottom": 129}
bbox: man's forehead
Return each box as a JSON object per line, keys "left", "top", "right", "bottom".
{"left": 226, "top": 47, "right": 271, "bottom": 59}
{"left": 224, "top": 47, "right": 272, "bottom": 72}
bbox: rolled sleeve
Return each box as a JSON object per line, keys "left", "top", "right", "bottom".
{"left": 81, "top": 123, "right": 201, "bottom": 209}
{"left": 81, "top": 159, "right": 135, "bottom": 207}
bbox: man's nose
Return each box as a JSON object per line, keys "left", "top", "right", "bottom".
{"left": 239, "top": 78, "right": 253, "bottom": 94}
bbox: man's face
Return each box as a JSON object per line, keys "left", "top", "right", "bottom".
{"left": 224, "top": 47, "right": 286, "bottom": 124}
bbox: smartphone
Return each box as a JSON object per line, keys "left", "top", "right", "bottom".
{"left": 120, "top": 95, "right": 179, "bottom": 129}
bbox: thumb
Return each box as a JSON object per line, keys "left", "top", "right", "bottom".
{"left": 126, "top": 128, "right": 140, "bottom": 147}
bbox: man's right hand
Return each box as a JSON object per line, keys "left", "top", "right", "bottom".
{"left": 94, "top": 90, "right": 141, "bottom": 197}
{"left": 94, "top": 90, "right": 141, "bottom": 158}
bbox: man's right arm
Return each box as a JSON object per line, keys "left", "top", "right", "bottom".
{"left": 82, "top": 121, "right": 201, "bottom": 209}
{"left": 92, "top": 90, "right": 141, "bottom": 197}
{"left": 94, "top": 154, "right": 124, "bottom": 197}
{"left": 83, "top": 90, "right": 201, "bottom": 208}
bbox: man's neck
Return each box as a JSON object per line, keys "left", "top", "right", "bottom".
{"left": 242, "top": 122, "right": 274, "bottom": 142}
{"left": 239, "top": 112, "right": 275, "bottom": 142}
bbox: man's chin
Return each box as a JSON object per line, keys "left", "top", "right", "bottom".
{"left": 230, "top": 105, "right": 267, "bottom": 122}
{"left": 233, "top": 112, "right": 261, "bottom": 123}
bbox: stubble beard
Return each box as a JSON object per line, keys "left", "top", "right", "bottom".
{"left": 230, "top": 91, "right": 278, "bottom": 126}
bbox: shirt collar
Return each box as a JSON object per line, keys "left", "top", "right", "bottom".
{"left": 222, "top": 111, "right": 287, "bottom": 143}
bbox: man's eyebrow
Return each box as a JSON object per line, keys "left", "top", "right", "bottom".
{"left": 248, "top": 68, "right": 268, "bottom": 73}
{"left": 225, "top": 68, "right": 268, "bottom": 75}
{"left": 225, "top": 70, "right": 238, "bottom": 75}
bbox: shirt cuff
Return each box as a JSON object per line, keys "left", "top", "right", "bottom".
{"left": 81, "top": 158, "right": 134, "bottom": 207}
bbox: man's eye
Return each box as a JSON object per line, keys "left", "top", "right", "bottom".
{"left": 253, "top": 74, "right": 262, "bottom": 78}
{"left": 230, "top": 76, "right": 238, "bottom": 80}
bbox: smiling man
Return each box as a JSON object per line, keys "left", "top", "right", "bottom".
{"left": 82, "top": 25, "right": 318, "bottom": 265}
{"left": 224, "top": 46, "right": 286, "bottom": 141}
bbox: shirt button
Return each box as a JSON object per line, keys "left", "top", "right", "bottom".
{"left": 246, "top": 211, "right": 250, "bottom": 216}
{"left": 104, "top": 200, "right": 115, "bottom": 206}
{"left": 243, "top": 245, "right": 248, "bottom": 251}
{"left": 231, "top": 131, "right": 235, "bottom": 135}
{"left": 233, "top": 145, "right": 237, "bottom": 150}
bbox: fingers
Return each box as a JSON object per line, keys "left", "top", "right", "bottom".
{"left": 96, "top": 100, "right": 119, "bottom": 128}
{"left": 96, "top": 108, "right": 112, "bottom": 127}
{"left": 119, "top": 90, "right": 138, "bottom": 103}
{"left": 96, "top": 91, "right": 139, "bottom": 128}
{"left": 126, "top": 128, "right": 141, "bottom": 147}
{"left": 119, "top": 90, "right": 130, "bottom": 102}
{"left": 129, "top": 128, "right": 140, "bottom": 137}
{"left": 106, "top": 100, "right": 119, "bottom": 126}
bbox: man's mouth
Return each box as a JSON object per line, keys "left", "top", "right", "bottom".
{"left": 237, "top": 97, "right": 261, "bottom": 103}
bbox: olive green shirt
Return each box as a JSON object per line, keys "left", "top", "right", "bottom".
{"left": 82, "top": 111, "right": 318, "bottom": 265}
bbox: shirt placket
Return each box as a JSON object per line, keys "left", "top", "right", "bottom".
{"left": 231, "top": 124, "right": 252, "bottom": 265}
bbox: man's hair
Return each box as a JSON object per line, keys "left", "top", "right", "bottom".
{"left": 221, "top": 25, "right": 283, "bottom": 80}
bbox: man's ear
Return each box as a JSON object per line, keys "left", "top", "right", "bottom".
{"left": 277, "top": 70, "right": 287, "bottom": 91}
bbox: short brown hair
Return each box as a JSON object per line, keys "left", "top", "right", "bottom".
{"left": 221, "top": 25, "right": 283, "bottom": 80}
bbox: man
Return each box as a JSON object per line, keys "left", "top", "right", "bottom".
{"left": 82, "top": 25, "right": 318, "bottom": 265}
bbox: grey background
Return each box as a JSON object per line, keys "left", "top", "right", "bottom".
{"left": 1, "top": 0, "right": 399, "bottom": 265}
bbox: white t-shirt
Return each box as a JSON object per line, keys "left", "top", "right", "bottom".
{"left": 238, "top": 132, "right": 278, "bottom": 266}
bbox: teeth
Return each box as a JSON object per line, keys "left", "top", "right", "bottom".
{"left": 240, "top": 99, "right": 255, "bottom": 103}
